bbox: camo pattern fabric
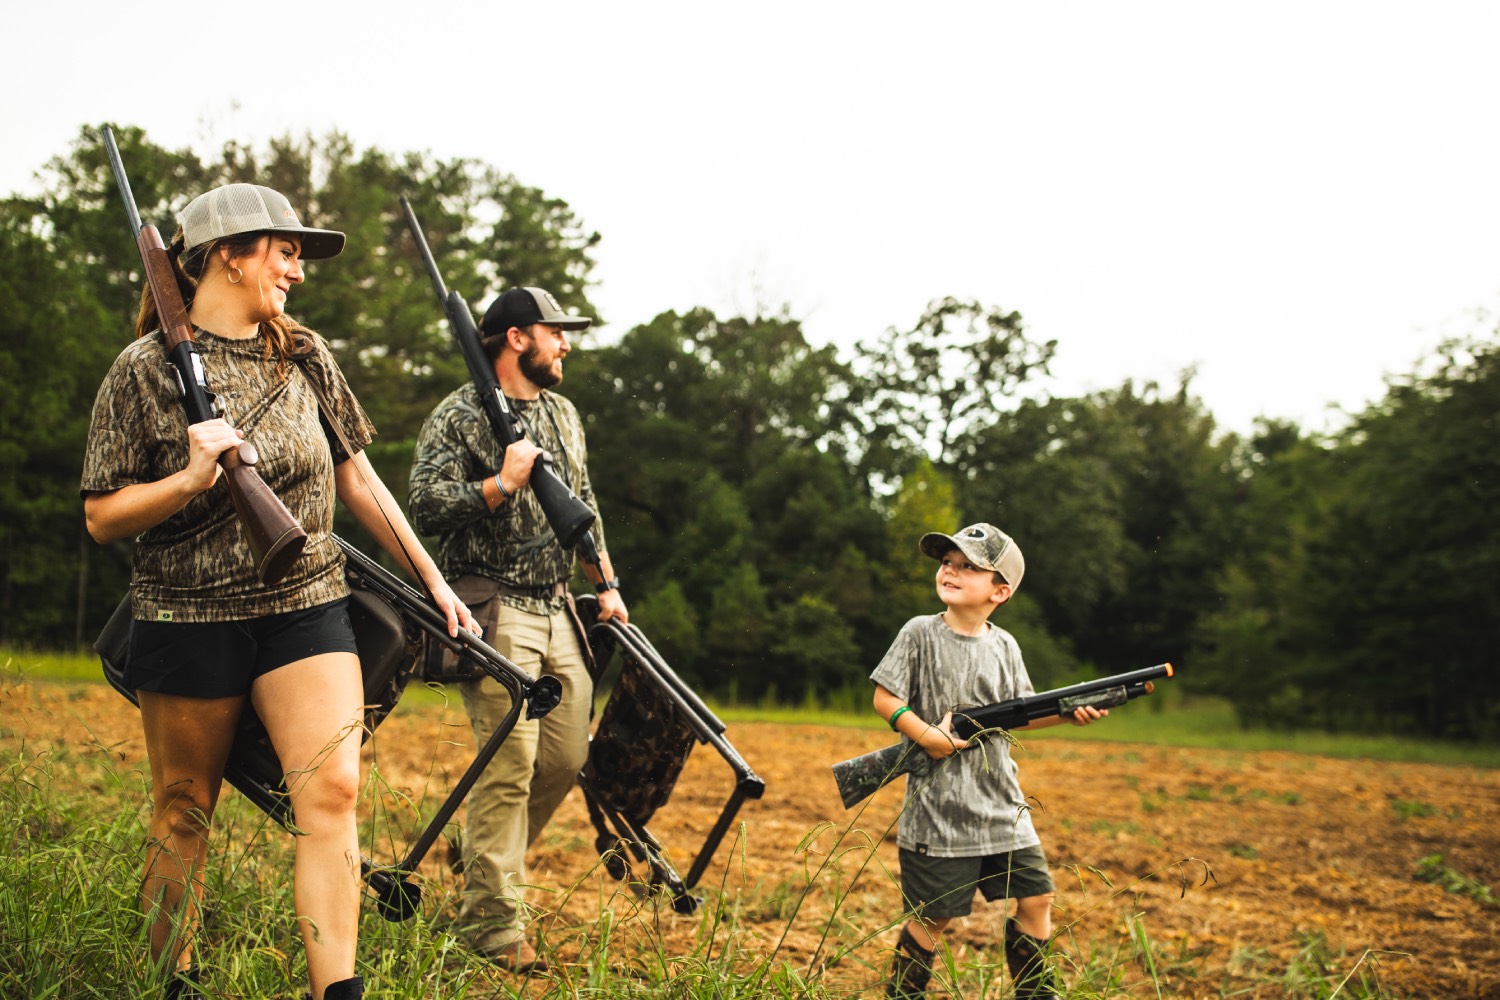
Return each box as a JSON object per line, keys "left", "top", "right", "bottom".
{"left": 408, "top": 384, "right": 606, "bottom": 616}
{"left": 581, "top": 658, "right": 696, "bottom": 822}
{"left": 831, "top": 737, "right": 935, "bottom": 809}
{"left": 80, "top": 328, "right": 374, "bottom": 622}
{"left": 869, "top": 614, "right": 1040, "bottom": 857}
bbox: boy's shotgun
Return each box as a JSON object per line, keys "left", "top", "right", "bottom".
{"left": 831, "top": 663, "right": 1175, "bottom": 809}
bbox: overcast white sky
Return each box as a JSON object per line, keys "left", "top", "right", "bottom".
{"left": 6, "top": 1, "right": 1498, "bottom": 437}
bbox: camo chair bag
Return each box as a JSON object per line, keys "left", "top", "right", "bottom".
{"left": 96, "top": 573, "right": 423, "bottom": 794}
{"left": 226, "top": 572, "right": 423, "bottom": 793}
{"left": 580, "top": 656, "right": 697, "bottom": 825}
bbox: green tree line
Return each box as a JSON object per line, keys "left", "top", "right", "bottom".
{"left": 3, "top": 126, "right": 1495, "bottom": 741}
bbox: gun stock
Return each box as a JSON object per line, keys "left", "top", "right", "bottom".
{"left": 400, "top": 197, "right": 597, "bottom": 554}
{"left": 102, "top": 126, "right": 306, "bottom": 584}
{"left": 831, "top": 663, "right": 1175, "bottom": 809}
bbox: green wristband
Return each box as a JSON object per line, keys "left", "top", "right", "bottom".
{"left": 888, "top": 705, "right": 913, "bottom": 731}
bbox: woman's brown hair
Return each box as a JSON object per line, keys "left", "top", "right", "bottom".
{"left": 132, "top": 226, "right": 307, "bottom": 376}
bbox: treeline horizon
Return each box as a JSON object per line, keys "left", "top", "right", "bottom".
{"left": 2, "top": 124, "right": 1495, "bottom": 741}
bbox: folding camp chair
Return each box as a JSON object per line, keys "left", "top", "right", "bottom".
{"left": 575, "top": 594, "right": 765, "bottom": 913}
{"left": 96, "top": 535, "right": 561, "bottom": 921}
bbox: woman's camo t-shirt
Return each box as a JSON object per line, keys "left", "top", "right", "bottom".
{"left": 81, "top": 327, "right": 374, "bottom": 623}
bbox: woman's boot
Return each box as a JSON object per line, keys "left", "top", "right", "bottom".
{"left": 164, "top": 967, "right": 201, "bottom": 1000}
{"left": 323, "top": 977, "right": 364, "bottom": 1000}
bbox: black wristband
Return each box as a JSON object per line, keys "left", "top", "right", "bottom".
{"left": 595, "top": 577, "right": 620, "bottom": 594}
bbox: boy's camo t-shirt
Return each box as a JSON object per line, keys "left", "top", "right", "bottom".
{"left": 870, "top": 614, "right": 1040, "bottom": 857}
{"left": 80, "top": 328, "right": 374, "bottom": 623}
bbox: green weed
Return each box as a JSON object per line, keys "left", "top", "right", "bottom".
{"left": 1389, "top": 799, "right": 1438, "bottom": 820}
{"left": 1413, "top": 854, "right": 1497, "bottom": 906}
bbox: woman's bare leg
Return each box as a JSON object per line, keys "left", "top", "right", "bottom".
{"left": 252, "top": 652, "right": 364, "bottom": 1000}
{"left": 136, "top": 691, "right": 244, "bottom": 973}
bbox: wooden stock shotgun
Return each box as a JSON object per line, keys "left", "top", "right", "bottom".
{"left": 101, "top": 126, "right": 306, "bottom": 584}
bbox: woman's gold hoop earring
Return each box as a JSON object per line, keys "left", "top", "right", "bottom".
{"left": 227, "top": 266, "right": 244, "bottom": 285}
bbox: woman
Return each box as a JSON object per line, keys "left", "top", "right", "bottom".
{"left": 81, "top": 183, "right": 476, "bottom": 1000}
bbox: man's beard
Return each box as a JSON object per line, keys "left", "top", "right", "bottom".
{"left": 519, "top": 344, "right": 562, "bottom": 389}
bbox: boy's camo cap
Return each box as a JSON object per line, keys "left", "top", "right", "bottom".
{"left": 919, "top": 523, "right": 1025, "bottom": 589}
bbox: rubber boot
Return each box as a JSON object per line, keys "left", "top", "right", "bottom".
{"left": 323, "top": 977, "right": 364, "bottom": 1000}
{"left": 887, "top": 924, "right": 933, "bottom": 999}
{"left": 1005, "top": 917, "right": 1061, "bottom": 1000}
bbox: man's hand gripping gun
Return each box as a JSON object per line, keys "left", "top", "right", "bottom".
{"left": 399, "top": 198, "right": 600, "bottom": 566}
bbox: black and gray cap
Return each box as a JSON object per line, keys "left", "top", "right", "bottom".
{"left": 179, "top": 183, "right": 346, "bottom": 259}
{"left": 481, "top": 286, "right": 593, "bottom": 335}
{"left": 920, "top": 523, "right": 1025, "bottom": 589}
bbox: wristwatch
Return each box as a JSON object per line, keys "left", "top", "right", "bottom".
{"left": 595, "top": 577, "right": 620, "bottom": 594}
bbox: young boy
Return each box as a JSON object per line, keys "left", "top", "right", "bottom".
{"left": 871, "top": 523, "right": 1106, "bottom": 1000}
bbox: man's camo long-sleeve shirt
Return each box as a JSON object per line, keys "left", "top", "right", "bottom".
{"left": 408, "top": 383, "right": 606, "bottom": 616}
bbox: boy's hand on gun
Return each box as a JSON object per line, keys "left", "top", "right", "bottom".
{"left": 919, "top": 711, "right": 969, "bottom": 759}
{"left": 1069, "top": 704, "right": 1108, "bottom": 726}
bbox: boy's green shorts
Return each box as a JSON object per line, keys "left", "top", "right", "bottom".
{"left": 899, "top": 844, "right": 1055, "bottom": 919}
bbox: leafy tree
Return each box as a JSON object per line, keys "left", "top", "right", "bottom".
{"left": 0, "top": 197, "right": 123, "bottom": 643}
{"left": 1196, "top": 335, "right": 1500, "bottom": 741}
{"left": 768, "top": 594, "right": 861, "bottom": 701}
{"left": 1302, "top": 336, "right": 1500, "bottom": 738}
{"left": 1192, "top": 421, "right": 1333, "bottom": 724}
{"left": 851, "top": 297, "right": 1055, "bottom": 474}
{"left": 0, "top": 124, "right": 598, "bottom": 646}
{"left": 876, "top": 458, "right": 961, "bottom": 630}
{"left": 960, "top": 378, "right": 1239, "bottom": 676}
{"left": 702, "top": 562, "right": 772, "bottom": 691}
{"left": 0, "top": 124, "right": 218, "bottom": 644}
{"left": 627, "top": 580, "right": 701, "bottom": 672}
{"left": 959, "top": 395, "right": 1132, "bottom": 643}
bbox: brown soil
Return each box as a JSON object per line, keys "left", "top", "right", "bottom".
{"left": 7, "top": 681, "right": 1499, "bottom": 999}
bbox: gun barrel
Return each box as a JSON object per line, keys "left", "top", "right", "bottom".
{"left": 102, "top": 125, "right": 307, "bottom": 585}
{"left": 101, "top": 127, "right": 144, "bottom": 237}
{"left": 954, "top": 662, "right": 1173, "bottom": 740}
{"left": 399, "top": 197, "right": 450, "bottom": 304}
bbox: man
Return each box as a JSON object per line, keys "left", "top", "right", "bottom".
{"left": 409, "top": 285, "right": 627, "bottom": 970}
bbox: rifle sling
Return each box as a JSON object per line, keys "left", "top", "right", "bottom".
{"left": 287, "top": 333, "right": 430, "bottom": 600}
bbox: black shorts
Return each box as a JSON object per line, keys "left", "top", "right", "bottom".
{"left": 126, "top": 597, "right": 359, "bottom": 699}
{"left": 899, "top": 844, "right": 1055, "bottom": 919}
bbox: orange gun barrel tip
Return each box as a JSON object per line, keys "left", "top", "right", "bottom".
{"left": 1165, "top": 662, "right": 1175, "bottom": 677}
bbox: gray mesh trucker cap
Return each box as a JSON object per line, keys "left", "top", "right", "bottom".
{"left": 920, "top": 523, "right": 1025, "bottom": 589}
{"left": 481, "top": 286, "right": 593, "bottom": 334}
{"left": 180, "top": 183, "right": 345, "bottom": 259}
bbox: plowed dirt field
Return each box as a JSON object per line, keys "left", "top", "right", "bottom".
{"left": 7, "top": 681, "right": 1499, "bottom": 998}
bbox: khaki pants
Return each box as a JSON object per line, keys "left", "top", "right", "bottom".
{"left": 456, "top": 590, "right": 593, "bottom": 953}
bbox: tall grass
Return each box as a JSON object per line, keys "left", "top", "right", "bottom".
{"left": 0, "top": 652, "right": 1460, "bottom": 997}
{"left": 2, "top": 693, "right": 1417, "bottom": 1000}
